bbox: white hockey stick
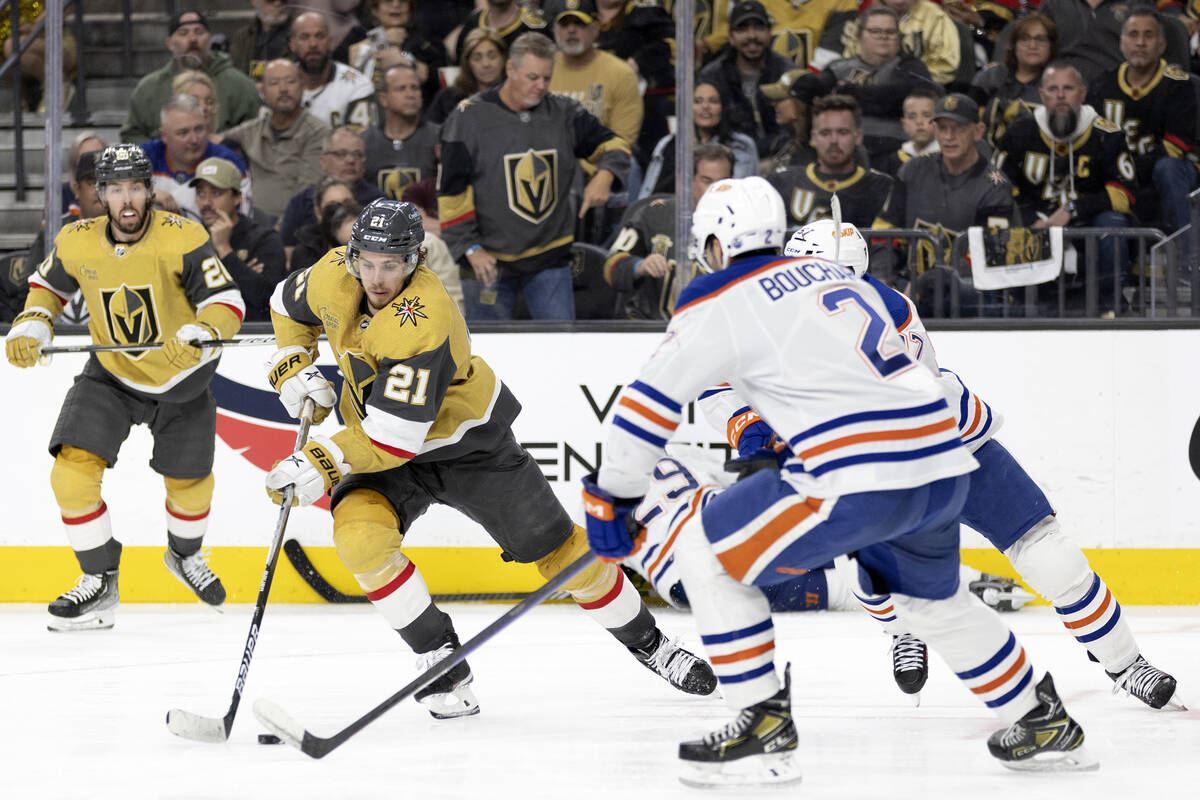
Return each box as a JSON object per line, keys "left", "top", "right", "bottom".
{"left": 831, "top": 192, "right": 843, "bottom": 266}
{"left": 165, "top": 398, "right": 314, "bottom": 742}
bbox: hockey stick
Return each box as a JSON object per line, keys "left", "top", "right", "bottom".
{"left": 165, "top": 398, "right": 315, "bottom": 743}
{"left": 41, "top": 335, "right": 280, "bottom": 356}
{"left": 831, "top": 192, "right": 843, "bottom": 266}
{"left": 253, "top": 550, "right": 597, "bottom": 758}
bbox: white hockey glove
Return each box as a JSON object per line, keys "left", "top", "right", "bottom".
{"left": 265, "top": 435, "right": 350, "bottom": 506}
{"left": 163, "top": 322, "right": 218, "bottom": 370}
{"left": 5, "top": 308, "right": 54, "bottom": 368}
{"left": 268, "top": 346, "right": 336, "bottom": 424}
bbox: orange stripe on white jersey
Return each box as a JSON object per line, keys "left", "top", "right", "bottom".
{"left": 713, "top": 495, "right": 831, "bottom": 583}
{"left": 797, "top": 416, "right": 958, "bottom": 460}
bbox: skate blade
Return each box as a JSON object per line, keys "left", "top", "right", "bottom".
{"left": 47, "top": 609, "right": 115, "bottom": 632}
{"left": 1159, "top": 688, "right": 1188, "bottom": 712}
{"left": 419, "top": 685, "right": 481, "bottom": 720}
{"left": 999, "top": 745, "right": 1099, "bottom": 773}
{"left": 679, "top": 752, "right": 803, "bottom": 788}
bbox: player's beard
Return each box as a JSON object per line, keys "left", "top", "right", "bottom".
{"left": 1048, "top": 108, "right": 1078, "bottom": 140}
{"left": 110, "top": 201, "right": 150, "bottom": 237}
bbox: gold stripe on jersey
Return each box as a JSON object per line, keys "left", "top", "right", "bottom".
{"left": 438, "top": 186, "right": 476, "bottom": 229}
{"left": 1105, "top": 183, "right": 1133, "bottom": 214}
{"left": 1116, "top": 61, "right": 1165, "bottom": 100}
{"left": 806, "top": 163, "right": 867, "bottom": 193}
{"left": 1039, "top": 125, "right": 1095, "bottom": 157}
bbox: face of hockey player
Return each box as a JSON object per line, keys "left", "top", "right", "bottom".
{"left": 1039, "top": 66, "right": 1085, "bottom": 138}
{"left": 195, "top": 181, "right": 240, "bottom": 228}
{"left": 858, "top": 13, "right": 900, "bottom": 65}
{"left": 503, "top": 53, "right": 553, "bottom": 110}
{"left": 901, "top": 95, "right": 936, "bottom": 148}
{"left": 810, "top": 109, "right": 861, "bottom": 173}
{"left": 320, "top": 131, "right": 367, "bottom": 182}
{"left": 729, "top": 18, "right": 770, "bottom": 63}
{"left": 356, "top": 250, "right": 414, "bottom": 313}
{"left": 692, "top": 157, "right": 734, "bottom": 209}
{"left": 380, "top": 65, "right": 423, "bottom": 120}
{"left": 373, "top": 0, "right": 412, "bottom": 28}
{"left": 468, "top": 40, "right": 504, "bottom": 87}
{"left": 160, "top": 108, "right": 210, "bottom": 172}
{"left": 693, "top": 83, "right": 723, "bottom": 135}
{"left": 554, "top": 15, "right": 599, "bottom": 58}
{"left": 103, "top": 179, "right": 152, "bottom": 241}
{"left": 165, "top": 14, "right": 211, "bottom": 70}
{"left": 261, "top": 59, "right": 302, "bottom": 115}
{"left": 1120, "top": 14, "right": 1165, "bottom": 72}
{"left": 290, "top": 12, "right": 333, "bottom": 76}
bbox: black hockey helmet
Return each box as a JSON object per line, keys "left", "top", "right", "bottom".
{"left": 94, "top": 143, "right": 152, "bottom": 188}
{"left": 345, "top": 198, "right": 424, "bottom": 278}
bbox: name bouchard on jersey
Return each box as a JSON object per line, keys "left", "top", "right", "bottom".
{"left": 759, "top": 258, "right": 852, "bottom": 302}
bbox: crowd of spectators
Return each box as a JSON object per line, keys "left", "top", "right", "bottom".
{"left": 7, "top": 0, "right": 1200, "bottom": 321}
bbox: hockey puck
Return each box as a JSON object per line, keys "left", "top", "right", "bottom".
{"left": 258, "top": 734, "right": 283, "bottom": 745}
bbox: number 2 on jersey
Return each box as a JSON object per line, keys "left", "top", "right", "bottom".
{"left": 819, "top": 287, "right": 913, "bottom": 379}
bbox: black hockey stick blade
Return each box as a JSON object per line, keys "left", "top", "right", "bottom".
{"left": 283, "top": 538, "right": 369, "bottom": 603}
{"left": 253, "top": 550, "right": 598, "bottom": 758}
{"left": 166, "top": 400, "right": 314, "bottom": 742}
{"left": 1189, "top": 415, "right": 1200, "bottom": 481}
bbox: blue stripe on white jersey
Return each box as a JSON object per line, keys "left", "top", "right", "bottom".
{"left": 939, "top": 368, "right": 1002, "bottom": 453}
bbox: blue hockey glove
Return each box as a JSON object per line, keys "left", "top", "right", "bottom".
{"left": 581, "top": 472, "right": 644, "bottom": 561}
{"left": 736, "top": 420, "right": 781, "bottom": 458}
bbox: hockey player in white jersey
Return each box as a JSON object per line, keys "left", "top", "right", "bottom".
{"left": 780, "top": 218, "right": 1183, "bottom": 712}
{"left": 582, "top": 177, "right": 1096, "bottom": 785}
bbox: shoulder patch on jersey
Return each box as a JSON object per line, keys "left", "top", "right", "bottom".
{"left": 68, "top": 217, "right": 98, "bottom": 233}
{"left": 1165, "top": 64, "right": 1189, "bottom": 81}
{"left": 391, "top": 295, "right": 428, "bottom": 327}
{"left": 523, "top": 8, "right": 547, "bottom": 27}
{"left": 987, "top": 168, "right": 1009, "bottom": 186}
{"left": 1094, "top": 116, "right": 1121, "bottom": 134}
{"left": 160, "top": 214, "right": 184, "bottom": 228}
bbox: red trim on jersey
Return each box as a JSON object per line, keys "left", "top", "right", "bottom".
{"left": 165, "top": 501, "right": 210, "bottom": 522}
{"left": 214, "top": 301, "right": 245, "bottom": 323}
{"left": 369, "top": 436, "right": 417, "bottom": 460}
{"left": 366, "top": 559, "right": 417, "bottom": 601}
{"left": 1106, "top": 181, "right": 1136, "bottom": 206}
{"left": 1165, "top": 133, "right": 1193, "bottom": 153}
{"left": 28, "top": 274, "right": 74, "bottom": 304}
{"left": 441, "top": 209, "right": 476, "bottom": 229}
{"left": 578, "top": 567, "right": 625, "bottom": 610}
{"left": 63, "top": 502, "right": 108, "bottom": 525}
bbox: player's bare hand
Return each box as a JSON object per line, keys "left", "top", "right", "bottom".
{"left": 467, "top": 247, "right": 499, "bottom": 287}
{"left": 637, "top": 254, "right": 672, "bottom": 279}
{"left": 580, "top": 171, "right": 615, "bottom": 218}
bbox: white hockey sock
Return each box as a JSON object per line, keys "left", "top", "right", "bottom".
{"left": 63, "top": 502, "right": 113, "bottom": 554}
{"left": 1005, "top": 517, "right": 1138, "bottom": 672}
{"left": 166, "top": 501, "right": 209, "bottom": 554}
{"left": 893, "top": 584, "right": 1038, "bottom": 724}
{"left": 675, "top": 516, "right": 779, "bottom": 710}
{"left": 574, "top": 565, "right": 647, "bottom": 632}
{"left": 834, "top": 556, "right": 903, "bottom": 635}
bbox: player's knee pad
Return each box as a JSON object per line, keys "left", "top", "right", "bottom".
{"left": 535, "top": 524, "right": 610, "bottom": 597}
{"left": 163, "top": 473, "right": 214, "bottom": 514}
{"left": 1003, "top": 515, "right": 1092, "bottom": 605}
{"left": 49, "top": 446, "right": 106, "bottom": 514}
{"left": 332, "top": 489, "right": 404, "bottom": 579}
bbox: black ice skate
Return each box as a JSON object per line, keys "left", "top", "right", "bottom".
{"left": 891, "top": 633, "right": 928, "bottom": 704}
{"left": 164, "top": 547, "right": 226, "bottom": 607}
{"left": 969, "top": 572, "right": 1035, "bottom": 612}
{"left": 414, "top": 631, "right": 480, "bottom": 719}
{"left": 630, "top": 628, "right": 717, "bottom": 695}
{"left": 47, "top": 570, "right": 119, "bottom": 632}
{"left": 987, "top": 672, "right": 1098, "bottom": 771}
{"left": 1107, "top": 654, "right": 1186, "bottom": 711}
{"left": 678, "top": 664, "right": 801, "bottom": 787}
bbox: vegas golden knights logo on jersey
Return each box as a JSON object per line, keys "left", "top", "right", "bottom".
{"left": 340, "top": 350, "right": 378, "bottom": 421}
{"left": 503, "top": 149, "right": 558, "bottom": 224}
{"left": 773, "top": 29, "right": 814, "bottom": 67}
{"left": 378, "top": 166, "right": 423, "bottom": 200}
{"left": 100, "top": 283, "right": 161, "bottom": 359}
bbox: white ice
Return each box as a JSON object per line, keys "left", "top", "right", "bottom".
{"left": 3, "top": 601, "right": 1198, "bottom": 800}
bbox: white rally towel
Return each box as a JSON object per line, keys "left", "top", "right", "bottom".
{"left": 967, "top": 226, "right": 1065, "bottom": 290}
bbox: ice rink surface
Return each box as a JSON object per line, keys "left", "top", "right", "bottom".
{"left": 3, "top": 601, "right": 1198, "bottom": 800}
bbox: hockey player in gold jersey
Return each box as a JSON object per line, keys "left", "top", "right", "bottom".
{"left": 264, "top": 198, "right": 715, "bottom": 718}
{"left": 4, "top": 144, "right": 246, "bottom": 631}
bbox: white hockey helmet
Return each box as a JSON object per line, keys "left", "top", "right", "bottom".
{"left": 689, "top": 176, "right": 786, "bottom": 273}
{"left": 785, "top": 218, "right": 870, "bottom": 278}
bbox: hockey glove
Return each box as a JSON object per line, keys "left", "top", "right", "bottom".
{"left": 265, "top": 435, "right": 350, "bottom": 506}
{"left": 581, "top": 472, "right": 645, "bottom": 561}
{"left": 163, "top": 322, "right": 219, "bottom": 370}
{"left": 268, "top": 346, "right": 336, "bottom": 425}
{"left": 5, "top": 307, "right": 54, "bottom": 368}
{"left": 735, "top": 419, "right": 782, "bottom": 459}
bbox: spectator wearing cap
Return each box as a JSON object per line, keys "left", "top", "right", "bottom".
{"left": 697, "top": 1, "right": 794, "bottom": 156}
{"left": 60, "top": 130, "right": 108, "bottom": 216}
{"left": 141, "top": 94, "right": 253, "bottom": 221}
{"left": 191, "top": 157, "right": 287, "bottom": 321}
{"left": 230, "top": 0, "right": 297, "bottom": 79}
{"left": 759, "top": 68, "right": 816, "bottom": 172}
{"left": 121, "top": 10, "right": 261, "bottom": 143}
{"left": 873, "top": 92, "right": 1016, "bottom": 286}
{"left": 223, "top": 59, "right": 330, "bottom": 219}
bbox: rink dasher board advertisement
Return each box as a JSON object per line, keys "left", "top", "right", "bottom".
{"left": 2, "top": 330, "right": 1198, "bottom": 603}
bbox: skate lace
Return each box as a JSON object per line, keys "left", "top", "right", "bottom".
{"left": 1112, "top": 658, "right": 1167, "bottom": 702}
{"left": 998, "top": 721, "right": 1029, "bottom": 749}
{"left": 180, "top": 548, "right": 219, "bottom": 590}
{"left": 61, "top": 573, "right": 103, "bottom": 603}
{"left": 415, "top": 642, "right": 453, "bottom": 672}
{"left": 647, "top": 637, "right": 699, "bottom": 686}
{"left": 703, "top": 708, "right": 757, "bottom": 745}
{"left": 892, "top": 634, "right": 926, "bottom": 671}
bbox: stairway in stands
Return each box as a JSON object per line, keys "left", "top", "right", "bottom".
{"left": 0, "top": 0, "right": 250, "bottom": 253}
